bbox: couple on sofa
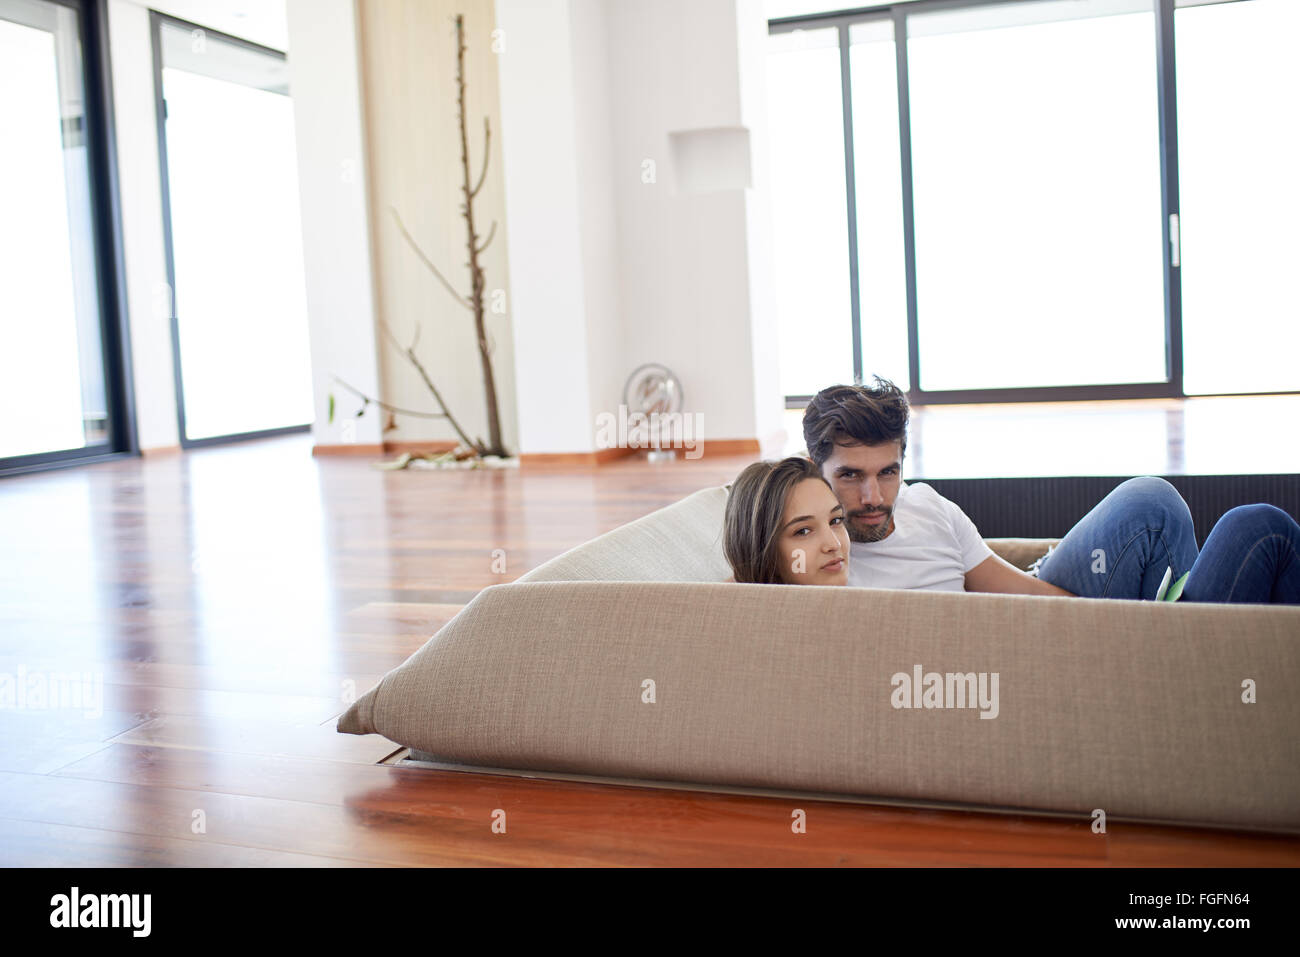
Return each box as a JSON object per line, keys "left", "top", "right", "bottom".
{"left": 723, "top": 378, "right": 1300, "bottom": 604}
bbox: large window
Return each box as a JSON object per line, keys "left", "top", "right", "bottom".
{"left": 1, "top": 0, "right": 131, "bottom": 472}
{"left": 767, "top": 27, "right": 856, "bottom": 398}
{"left": 849, "top": 20, "right": 910, "bottom": 391}
{"left": 1175, "top": 0, "right": 1300, "bottom": 395}
{"left": 908, "top": 0, "right": 1165, "bottom": 392}
{"left": 153, "top": 14, "right": 314, "bottom": 446}
{"left": 767, "top": 0, "right": 1300, "bottom": 403}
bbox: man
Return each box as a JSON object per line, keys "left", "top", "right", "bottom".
{"left": 802, "top": 378, "right": 1200, "bottom": 599}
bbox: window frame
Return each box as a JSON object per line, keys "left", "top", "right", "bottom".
{"left": 769, "top": 0, "right": 1289, "bottom": 407}
{"left": 149, "top": 10, "right": 312, "bottom": 450}
{"left": 0, "top": 0, "right": 139, "bottom": 477}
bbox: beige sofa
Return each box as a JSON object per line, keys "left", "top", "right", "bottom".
{"left": 339, "top": 485, "right": 1300, "bottom": 833}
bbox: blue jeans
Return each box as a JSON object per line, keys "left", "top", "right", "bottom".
{"left": 1033, "top": 476, "right": 1300, "bottom": 604}
{"left": 1183, "top": 504, "right": 1300, "bottom": 604}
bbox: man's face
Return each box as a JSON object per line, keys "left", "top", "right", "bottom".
{"left": 820, "top": 440, "right": 903, "bottom": 543}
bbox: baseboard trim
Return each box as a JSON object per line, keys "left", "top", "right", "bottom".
{"left": 520, "top": 447, "right": 637, "bottom": 467}
{"left": 312, "top": 440, "right": 461, "bottom": 458}
{"left": 312, "top": 443, "right": 385, "bottom": 456}
{"left": 702, "top": 438, "right": 762, "bottom": 456}
{"left": 380, "top": 440, "right": 460, "bottom": 454}
{"left": 520, "top": 438, "right": 761, "bottom": 467}
{"left": 313, "top": 437, "right": 764, "bottom": 464}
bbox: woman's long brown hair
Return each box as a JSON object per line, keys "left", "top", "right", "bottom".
{"left": 723, "top": 457, "right": 831, "bottom": 584}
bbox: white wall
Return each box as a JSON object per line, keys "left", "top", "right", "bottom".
{"left": 356, "top": 0, "right": 518, "bottom": 455}
{"left": 495, "top": 0, "right": 597, "bottom": 454}
{"left": 569, "top": 0, "right": 624, "bottom": 444}
{"left": 495, "top": 0, "right": 785, "bottom": 455}
{"left": 605, "top": 0, "right": 777, "bottom": 445}
{"left": 737, "top": 0, "right": 785, "bottom": 448}
{"left": 283, "top": 0, "right": 382, "bottom": 448}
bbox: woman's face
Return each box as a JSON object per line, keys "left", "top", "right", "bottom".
{"left": 776, "top": 478, "right": 850, "bottom": 586}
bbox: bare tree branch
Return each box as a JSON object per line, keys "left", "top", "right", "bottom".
{"left": 373, "top": 320, "right": 482, "bottom": 452}
{"left": 332, "top": 375, "right": 450, "bottom": 420}
{"left": 329, "top": 16, "right": 509, "bottom": 459}
{"left": 470, "top": 117, "right": 490, "bottom": 198}
{"left": 378, "top": 318, "right": 401, "bottom": 354}
{"left": 399, "top": 337, "right": 484, "bottom": 454}
{"left": 454, "top": 14, "right": 506, "bottom": 457}
{"left": 389, "top": 206, "right": 472, "bottom": 311}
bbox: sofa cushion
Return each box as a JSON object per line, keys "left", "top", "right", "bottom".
{"left": 517, "top": 486, "right": 732, "bottom": 583}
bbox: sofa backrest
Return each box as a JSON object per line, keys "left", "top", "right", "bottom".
{"left": 346, "top": 578, "right": 1300, "bottom": 832}
{"left": 517, "top": 483, "right": 1060, "bottom": 583}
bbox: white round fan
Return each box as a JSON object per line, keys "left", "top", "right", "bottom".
{"left": 623, "top": 363, "right": 682, "bottom": 462}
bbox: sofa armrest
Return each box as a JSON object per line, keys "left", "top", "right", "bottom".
{"left": 986, "top": 538, "right": 1060, "bottom": 572}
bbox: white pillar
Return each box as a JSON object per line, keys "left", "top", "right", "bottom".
{"left": 285, "top": 0, "right": 384, "bottom": 448}
{"left": 495, "top": 0, "right": 600, "bottom": 454}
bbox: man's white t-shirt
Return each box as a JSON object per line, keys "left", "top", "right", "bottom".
{"left": 845, "top": 481, "right": 993, "bottom": 592}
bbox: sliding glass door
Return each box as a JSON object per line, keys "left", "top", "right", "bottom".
{"left": 1175, "top": 0, "right": 1300, "bottom": 395}
{"left": 0, "top": 0, "right": 129, "bottom": 470}
{"left": 849, "top": 19, "right": 910, "bottom": 390}
{"left": 767, "top": 26, "right": 857, "bottom": 399}
{"left": 767, "top": 0, "right": 1300, "bottom": 403}
{"left": 907, "top": 0, "right": 1166, "bottom": 392}
{"left": 153, "top": 14, "right": 314, "bottom": 446}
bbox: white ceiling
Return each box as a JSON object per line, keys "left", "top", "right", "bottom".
{"left": 766, "top": 0, "right": 929, "bottom": 17}
{"left": 119, "top": 0, "right": 288, "bottom": 51}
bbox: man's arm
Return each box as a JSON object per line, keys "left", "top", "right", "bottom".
{"left": 964, "top": 554, "right": 1074, "bottom": 597}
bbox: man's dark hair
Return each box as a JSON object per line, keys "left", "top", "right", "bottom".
{"left": 802, "top": 377, "right": 910, "bottom": 470}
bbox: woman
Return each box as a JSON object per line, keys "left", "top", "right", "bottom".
{"left": 722, "top": 457, "right": 850, "bottom": 585}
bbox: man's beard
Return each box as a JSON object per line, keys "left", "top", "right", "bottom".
{"left": 846, "top": 507, "right": 894, "bottom": 543}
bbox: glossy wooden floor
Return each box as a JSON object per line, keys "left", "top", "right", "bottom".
{"left": 1, "top": 428, "right": 1297, "bottom": 866}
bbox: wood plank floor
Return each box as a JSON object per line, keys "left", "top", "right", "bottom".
{"left": 1, "top": 431, "right": 1297, "bottom": 866}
